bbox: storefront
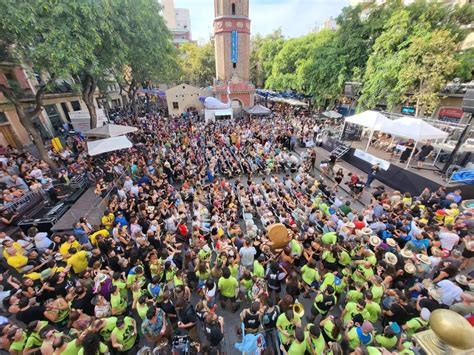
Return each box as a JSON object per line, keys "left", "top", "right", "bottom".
{"left": 437, "top": 107, "right": 464, "bottom": 123}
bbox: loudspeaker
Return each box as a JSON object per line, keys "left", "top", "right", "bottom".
{"left": 462, "top": 89, "right": 474, "bottom": 114}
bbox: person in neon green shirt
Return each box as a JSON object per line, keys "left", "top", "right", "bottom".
{"left": 252, "top": 256, "right": 265, "bottom": 278}
{"left": 286, "top": 327, "right": 306, "bottom": 355}
{"left": 78, "top": 332, "right": 109, "bottom": 355}
{"left": 290, "top": 238, "right": 303, "bottom": 258}
{"left": 304, "top": 323, "right": 326, "bottom": 354}
{"left": 24, "top": 320, "right": 48, "bottom": 353}
{"left": 111, "top": 285, "right": 127, "bottom": 315}
{"left": 321, "top": 231, "right": 337, "bottom": 245}
{"left": 369, "top": 276, "right": 385, "bottom": 304}
{"left": 126, "top": 266, "right": 146, "bottom": 288}
{"left": 364, "top": 291, "right": 382, "bottom": 323}
{"left": 8, "top": 328, "right": 27, "bottom": 355}
{"left": 136, "top": 295, "right": 150, "bottom": 320}
{"left": 345, "top": 320, "right": 374, "bottom": 350}
{"left": 218, "top": 267, "right": 238, "bottom": 312}
{"left": 374, "top": 326, "right": 397, "bottom": 350}
{"left": 320, "top": 315, "right": 342, "bottom": 342}
{"left": 403, "top": 308, "right": 430, "bottom": 336}
{"left": 337, "top": 245, "right": 352, "bottom": 267}
{"left": 111, "top": 316, "right": 137, "bottom": 352}
{"left": 300, "top": 260, "right": 320, "bottom": 297}
{"left": 92, "top": 317, "right": 117, "bottom": 342}
{"left": 342, "top": 301, "right": 370, "bottom": 325}
{"left": 276, "top": 309, "right": 301, "bottom": 349}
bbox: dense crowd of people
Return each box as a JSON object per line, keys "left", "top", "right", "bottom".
{"left": 0, "top": 108, "right": 472, "bottom": 355}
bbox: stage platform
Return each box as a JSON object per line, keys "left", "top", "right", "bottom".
{"left": 51, "top": 188, "right": 104, "bottom": 232}
{"left": 320, "top": 137, "right": 473, "bottom": 198}
{"left": 347, "top": 139, "right": 447, "bottom": 185}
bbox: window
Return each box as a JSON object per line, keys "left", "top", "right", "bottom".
{"left": 173, "top": 102, "right": 179, "bottom": 109}
{"left": 0, "top": 112, "right": 8, "bottom": 124}
{"left": 231, "top": 3, "right": 236, "bottom": 15}
{"left": 70, "top": 101, "right": 81, "bottom": 111}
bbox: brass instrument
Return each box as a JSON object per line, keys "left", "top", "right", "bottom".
{"left": 293, "top": 302, "right": 305, "bottom": 319}
{"left": 413, "top": 309, "right": 474, "bottom": 354}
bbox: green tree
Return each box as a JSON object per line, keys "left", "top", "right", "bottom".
{"left": 358, "top": 2, "right": 473, "bottom": 115}
{"left": 0, "top": 0, "right": 108, "bottom": 166}
{"left": 266, "top": 32, "right": 316, "bottom": 91}
{"left": 113, "top": 0, "right": 178, "bottom": 116}
{"left": 178, "top": 41, "right": 215, "bottom": 87}
{"left": 250, "top": 29, "right": 285, "bottom": 88}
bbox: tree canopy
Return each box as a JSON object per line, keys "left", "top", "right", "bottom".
{"left": 178, "top": 41, "right": 215, "bottom": 87}
{"left": 256, "top": 0, "right": 474, "bottom": 114}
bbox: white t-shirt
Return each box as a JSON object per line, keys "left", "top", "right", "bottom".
{"left": 439, "top": 231, "right": 460, "bottom": 251}
{"left": 239, "top": 246, "right": 256, "bottom": 267}
{"left": 438, "top": 280, "right": 463, "bottom": 306}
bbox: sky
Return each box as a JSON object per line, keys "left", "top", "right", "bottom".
{"left": 172, "top": 0, "right": 350, "bottom": 43}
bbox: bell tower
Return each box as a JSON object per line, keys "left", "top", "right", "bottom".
{"left": 213, "top": 0, "right": 254, "bottom": 109}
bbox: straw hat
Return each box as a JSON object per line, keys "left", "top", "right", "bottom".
{"left": 355, "top": 229, "right": 364, "bottom": 237}
{"left": 455, "top": 275, "right": 469, "bottom": 286}
{"left": 362, "top": 227, "right": 373, "bottom": 236}
{"left": 386, "top": 238, "right": 397, "bottom": 247}
{"left": 400, "top": 249, "right": 414, "bottom": 259}
{"left": 382, "top": 204, "right": 391, "bottom": 210}
{"left": 422, "top": 279, "right": 433, "bottom": 289}
{"left": 416, "top": 254, "right": 431, "bottom": 265}
{"left": 404, "top": 262, "right": 416, "bottom": 274}
{"left": 369, "top": 236, "right": 382, "bottom": 247}
{"left": 428, "top": 288, "right": 442, "bottom": 302}
{"left": 345, "top": 222, "right": 355, "bottom": 229}
{"left": 384, "top": 252, "right": 398, "bottom": 265}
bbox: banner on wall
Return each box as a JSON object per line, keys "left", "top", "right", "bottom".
{"left": 231, "top": 31, "right": 238, "bottom": 63}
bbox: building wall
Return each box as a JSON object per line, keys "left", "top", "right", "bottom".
{"left": 161, "top": 0, "right": 177, "bottom": 28}
{"left": 165, "top": 84, "right": 209, "bottom": 116}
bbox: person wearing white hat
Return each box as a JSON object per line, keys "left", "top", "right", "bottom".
{"left": 402, "top": 308, "right": 430, "bottom": 336}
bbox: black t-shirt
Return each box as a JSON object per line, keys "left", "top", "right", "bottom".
{"left": 16, "top": 305, "right": 45, "bottom": 324}
{"left": 71, "top": 290, "right": 95, "bottom": 316}
{"left": 205, "top": 322, "right": 224, "bottom": 346}
{"left": 419, "top": 145, "right": 434, "bottom": 158}
{"left": 389, "top": 302, "right": 416, "bottom": 325}
{"left": 179, "top": 304, "right": 197, "bottom": 325}
{"left": 419, "top": 298, "right": 449, "bottom": 312}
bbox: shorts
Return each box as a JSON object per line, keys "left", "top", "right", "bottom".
{"left": 417, "top": 156, "right": 427, "bottom": 162}
{"left": 220, "top": 295, "right": 236, "bottom": 303}
{"left": 462, "top": 248, "right": 474, "bottom": 259}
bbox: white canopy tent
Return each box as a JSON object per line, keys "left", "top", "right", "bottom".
{"left": 343, "top": 110, "right": 391, "bottom": 151}
{"left": 385, "top": 116, "right": 449, "bottom": 168}
{"left": 87, "top": 136, "right": 133, "bottom": 156}
{"left": 387, "top": 116, "right": 449, "bottom": 141}
{"left": 83, "top": 124, "right": 138, "bottom": 138}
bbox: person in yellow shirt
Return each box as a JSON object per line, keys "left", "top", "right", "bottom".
{"left": 101, "top": 210, "right": 115, "bottom": 230}
{"left": 90, "top": 229, "right": 110, "bottom": 247}
{"left": 67, "top": 248, "right": 89, "bottom": 274}
{"left": 2, "top": 240, "right": 24, "bottom": 259}
{"left": 59, "top": 236, "right": 81, "bottom": 258}
{"left": 5, "top": 247, "right": 31, "bottom": 272}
